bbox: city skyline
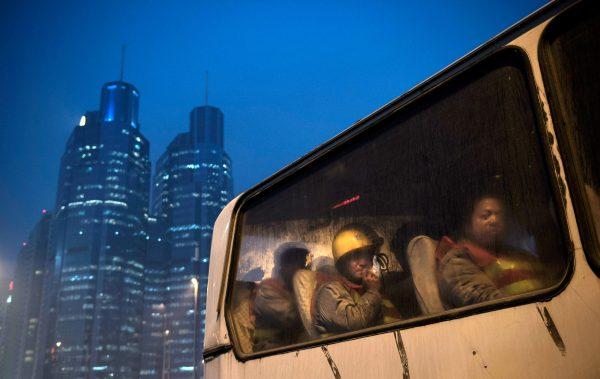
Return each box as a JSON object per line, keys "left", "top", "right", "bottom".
{"left": 1, "top": 77, "right": 231, "bottom": 378}
{"left": 0, "top": 1, "right": 547, "bottom": 282}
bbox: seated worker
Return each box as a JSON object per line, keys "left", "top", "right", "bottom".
{"left": 253, "top": 242, "right": 309, "bottom": 351}
{"left": 314, "top": 224, "right": 401, "bottom": 336}
{"left": 437, "top": 193, "right": 546, "bottom": 308}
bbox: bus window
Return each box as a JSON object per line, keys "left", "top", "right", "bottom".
{"left": 227, "top": 48, "right": 568, "bottom": 357}
{"left": 540, "top": 0, "right": 600, "bottom": 274}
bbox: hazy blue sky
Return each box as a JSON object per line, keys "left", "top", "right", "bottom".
{"left": 0, "top": 0, "right": 546, "bottom": 279}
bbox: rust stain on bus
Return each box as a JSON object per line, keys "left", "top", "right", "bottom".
{"left": 394, "top": 331, "right": 410, "bottom": 379}
{"left": 535, "top": 84, "right": 567, "bottom": 209}
{"left": 546, "top": 130, "right": 568, "bottom": 208}
{"left": 471, "top": 349, "right": 489, "bottom": 370}
{"left": 537, "top": 304, "right": 567, "bottom": 356}
{"left": 547, "top": 131, "right": 555, "bottom": 147}
{"left": 321, "top": 346, "right": 342, "bottom": 379}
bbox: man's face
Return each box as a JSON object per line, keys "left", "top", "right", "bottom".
{"left": 345, "top": 251, "right": 373, "bottom": 282}
{"left": 467, "top": 197, "right": 506, "bottom": 248}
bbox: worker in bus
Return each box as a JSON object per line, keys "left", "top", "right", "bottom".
{"left": 436, "top": 193, "right": 546, "bottom": 307}
{"left": 253, "top": 242, "right": 309, "bottom": 351}
{"left": 314, "top": 224, "right": 401, "bottom": 335}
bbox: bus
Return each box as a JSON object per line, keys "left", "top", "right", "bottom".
{"left": 202, "top": 0, "right": 600, "bottom": 377}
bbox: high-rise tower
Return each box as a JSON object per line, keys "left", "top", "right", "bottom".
{"left": 151, "top": 104, "right": 233, "bottom": 378}
{"left": 39, "top": 81, "right": 151, "bottom": 378}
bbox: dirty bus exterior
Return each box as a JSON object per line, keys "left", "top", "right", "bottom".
{"left": 203, "top": 1, "right": 600, "bottom": 377}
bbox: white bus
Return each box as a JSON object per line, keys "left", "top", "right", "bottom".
{"left": 203, "top": 0, "right": 600, "bottom": 377}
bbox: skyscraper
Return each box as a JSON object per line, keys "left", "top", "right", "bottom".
{"left": 38, "top": 81, "right": 151, "bottom": 378}
{"left": 1, "top": 211, "right": 52, "bottom": 379}
{"left": 151, "top": 105, "right": 233, "bottom": 378}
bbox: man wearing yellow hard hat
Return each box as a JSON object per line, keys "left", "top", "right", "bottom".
{"left": 314, "top": 223, "right": 401, "bottom": 336}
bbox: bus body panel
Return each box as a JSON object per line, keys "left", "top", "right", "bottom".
{"left": 204, "top": 196, "right": 240, "bottom": 351}
{"left": 204, "top": 1, "right": 600, "bottom": 377}
{"left": 206, "top": 249, "right": 600, "bottom": 378}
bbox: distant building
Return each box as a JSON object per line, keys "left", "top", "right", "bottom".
{"left": 151, "top": 105, "right": 233, "bottom": 378}
{"left": 36, "top": 81, "right": 151, "bottom": 378}
{"left": 1, "top": 211, "right": 52, "bottom": 379}
{"left": 0, "top": 278, "right": 8, "bottom": 367}
{"left": 139, "top": 216, "right": 169, "bottom": 378}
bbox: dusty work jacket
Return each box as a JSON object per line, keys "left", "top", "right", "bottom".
{"left": 253, "top": 278, "right": 303, "bottom": 350}
{"left": 437, "top": 236, "right": 545, "bottom": 307}
{"left": 314, "top": 280, "right": 382, "bottom": 335}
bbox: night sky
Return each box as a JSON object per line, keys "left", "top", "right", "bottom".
{"left": 0, "top": 0, "right": 546, "bottom": 281}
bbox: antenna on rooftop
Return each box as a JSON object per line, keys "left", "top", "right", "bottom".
{"left": 204, "top": 70, "right": 208, "bottom": 106}
{"left": 120, "top": 45, "right": 126, "bottom": 81}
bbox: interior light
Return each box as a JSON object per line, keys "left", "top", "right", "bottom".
{"left": 331, "top": 194, "right": 361, "bottom": 210}
{"left": 79, "top": 115, "right": 86, "bottom": 127}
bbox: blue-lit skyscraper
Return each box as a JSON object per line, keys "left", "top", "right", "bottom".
{"left": 39, "top": 81, "right": 151, "bottom": 378}
{"left": 151, "top": 105, "right": 233, "bottom": 378}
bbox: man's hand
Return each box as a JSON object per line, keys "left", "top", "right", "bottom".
{"left": 363, "top": 270, "right": 381, "bottom": 292}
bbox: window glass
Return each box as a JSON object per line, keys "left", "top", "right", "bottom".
{"left": 540, "top": 0, "right": 600, "bottom": 273}
{"left": 228, "top": 49, "right": 568, "bottom": 356}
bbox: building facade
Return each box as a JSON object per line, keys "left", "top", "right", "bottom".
{"left": 37, "top": 81, "right": 151, "bottom": 378}
{"left": 151, "top": 105, "right": 233, "bottom": 378}
{"left": 0, "top": 278, "right": 8, "bottom": 370}
{"left": 0, "top": 212, "right": 52, "bottom": 379}
{"left": 139, "top": 216, "right": 169, "bottom": 378}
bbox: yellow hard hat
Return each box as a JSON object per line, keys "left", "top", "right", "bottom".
{"left": 332, "top": 224, "right": 383, "bottom": 262}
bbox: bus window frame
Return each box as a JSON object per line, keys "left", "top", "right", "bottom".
{"left": 222, "top": 45, "right": 574, "bottom": 362}
{"left": 538, "top": 0, "right": 600, "bottom": 277}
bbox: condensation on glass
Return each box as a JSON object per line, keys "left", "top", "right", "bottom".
{"left": 227, "top": 49, "right": 569, "bottom": 356}
{"left": 540, "top": 0, "right": 600, "bottom": 273}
